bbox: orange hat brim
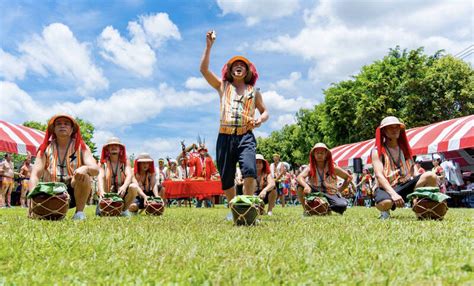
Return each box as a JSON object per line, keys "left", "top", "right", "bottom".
{"left": 47, "top": 114, "right": 79, "bottom": 133}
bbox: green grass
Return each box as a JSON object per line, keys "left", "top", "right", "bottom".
{"left": 0, "top": 205, "right": 473, "bottom": 285}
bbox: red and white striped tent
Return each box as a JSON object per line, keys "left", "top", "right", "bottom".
{"left": 0, "top": 120, "right": 45, "bottom": 155}
{"left": 331, "top": 115, "right": 474, "bottom": 168}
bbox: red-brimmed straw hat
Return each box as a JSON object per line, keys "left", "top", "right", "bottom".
{"left": 100, "top": 137, "right": 127, "bottom": 164}
{"left": 256, "top": 154, "right": 270, "bottom": 174}
{"left": 379, "top": 116, "right": 406, "bottom": 129}
{"left": 309, "top": 143, "right": 335, "bottom": 178}
{"left": 38, "top": 113, "right": 86, "bottom": 154}
{"left": 134, "top": 153, "right": 155, "bottom": 175}
{"left": 375, "top": 116, "right": 412, "bottom": 161}
{"left": 221, "top": 55, "right": 259, "bottom": 86}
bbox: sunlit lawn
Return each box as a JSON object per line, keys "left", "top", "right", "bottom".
{"left": 0, "top": 205, "right": 473, "bottom": 285}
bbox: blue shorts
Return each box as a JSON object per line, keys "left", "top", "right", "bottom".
{"left": 216, "top": 132, "right": 257, "bottom": 190}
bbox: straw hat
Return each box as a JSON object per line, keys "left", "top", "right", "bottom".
{"left": 136, "top": 153, "right": 154, "bottom": 162}
{"left": 379, "top": 116, "right": 406, "bottom": 129}
{"left": 222, "top": 55, "right": 259, "bottom": 86}
{"left": 39, "top": 113, "right": 86, "bottom": 154}
{"left": 310, "top": 142, "right": 329, "bottom": 153}
{"left": 100, "top": 137, "right": 127, "bottom": 164}
{"left": 256, "top": 154, "right": 270, "bottom": 174}
{"left": 47, "top": 113, "right": 80, "bottom": 134}
{"left": 103, "top": 137, "right": 125, "bottom": 147}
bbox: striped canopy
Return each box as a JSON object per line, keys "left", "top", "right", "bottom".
{"left": 331, "top": 115, "right": 474, "bottom": 168}
{"left": 0, "top": 120, "right": 45, "bottom": 155}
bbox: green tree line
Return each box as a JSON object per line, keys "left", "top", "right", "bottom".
{"left": 257, "top": 47, "right": 474, "bottom": 166}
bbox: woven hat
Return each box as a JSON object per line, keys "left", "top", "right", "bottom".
{"left": 38, "top": 113, "right": 86, "bottom": 155}
{"left": 221, "top": 55, "right": 259, "bottom": 86}
{"left": 136, "top": 153, "right": 153, "bottom": 162}
{"left": 100, "top": 137, "right": 127, "bottom": 164}
{"left": 310, "top": 143, "right": 329, "bottom": 153}
{"left": 379, "top": 116, "right": 406, "bottom": 129}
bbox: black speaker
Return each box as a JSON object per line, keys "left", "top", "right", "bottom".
{"left": 353, "top": 158, "right": 363, "bottom": 173}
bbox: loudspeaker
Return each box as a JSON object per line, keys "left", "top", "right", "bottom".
{"left": 353, "top": 158, "right": 363, "bottom": 173}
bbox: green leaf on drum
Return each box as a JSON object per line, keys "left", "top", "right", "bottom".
{"left": 27, "top": 182, "right": 68, "bottom": 199}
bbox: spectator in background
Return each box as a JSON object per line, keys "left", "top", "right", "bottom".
{"left": 270, "top": 154, "right": 285, "bottom": 207}
{"left": 432, "top": 154, "right": 446, "bottom": 193}
{"left": 0, "top": 153, "right": 15, "bottom": 208}
{"left": 18, "top": 153, "right": 33, "bottom": 208}
{"left": 166, "top": 159, "right": 181, "bottom": 181}
{"left": 415, "top": 158, "right": 425, "bottom": 175}
{"left": 157, "top": 158, "right": 168, "bottom": 185}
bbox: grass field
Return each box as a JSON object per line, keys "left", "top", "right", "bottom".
{"left": 0, "top": 205, "right": 473, "bottom": 285}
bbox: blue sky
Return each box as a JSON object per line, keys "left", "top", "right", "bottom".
{"left": 1, "top": 0, "right": 472, "bottom": 160}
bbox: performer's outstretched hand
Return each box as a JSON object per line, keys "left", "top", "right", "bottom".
{"left": 206, "top": 30, "right": 215, "bottom": 47}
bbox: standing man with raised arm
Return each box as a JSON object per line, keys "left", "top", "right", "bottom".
{"left": 200, "top": 30, "right": 269, "bottom": 219}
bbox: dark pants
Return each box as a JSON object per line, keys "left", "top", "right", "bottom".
{"left": 324, "top": 193, "right": 348, "bottom": 214}
{"left": 216, "top": 132, "right": 257, "bottom": 190}
{"left": 374, "top": 175, "right": 421, "bottom": 210}
{"left": 309, "top": 186, "right": 348, "bottom": 214}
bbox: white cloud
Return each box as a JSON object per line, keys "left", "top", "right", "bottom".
{"left": 217, "top": 0, "right": 300, "bottom": 26}
{"left": 18, "top": 23, "right": 108, "bottom": 94}
{"left": 184, "top": 76, "right": 210, "bottom": 90}
{"left": 272, "top": 71, "right": 301, "bottom": 90}
{"left": 254, "top": 0, "right": 473, "bottom": 83}
{"left": 0, "top": 49, "right": 27, "bottom": 80}
{"left": 262, "top": 90, "right": 318, "bottom": 112}
{"left": 92, "top": 130, "right": 115, "bottom": 151}
{"left": 98, "top": 25, "right": 156, "bottom": 77}
{"left": 98, "top": 13, "right": 181, "bottom": 77}
{"left": 1, "top": 81, "right": 216, "bottom": 130}
{"left": 139, "top": 137, "right": 182, "bottom": 159}
{"left": 139, "top": 13, "right": 181, "bottom": 48}
{"left": 253, "top": 130, "right": 269, "bottom": 138}
{"left": 270, "top": 114, "right": 296, "bottom": 129}
{"left": 0, "top": 81, "right": 49, "bottom": 123}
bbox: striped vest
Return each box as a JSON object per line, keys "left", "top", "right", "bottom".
{"left": 308, "top": 168, "right": 338, "bottom": 195}
{"left": 380, "top": 150, "right": 413, "bottom": 186}
{"left": 135, "top": 172, "right": 154, "bottom": 194}
{"left": 219, "top": 81, "right": 256, "bottom": 135}
{"left": 43, "top": 141, "right": 83, "bottom": 182}
{"left": 102, "top": 161, "right": 126, "bottom": 192}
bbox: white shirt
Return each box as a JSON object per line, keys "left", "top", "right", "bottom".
{"left": 270, "top": 162, "right": 283, "bottom": 179}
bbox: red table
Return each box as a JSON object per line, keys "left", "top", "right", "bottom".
{"left": 163, "top": 180, "right": 223, "bottom": 199}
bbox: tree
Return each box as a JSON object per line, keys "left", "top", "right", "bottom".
{"left": 23, "top": 121, "right": 47, "bottom": 131}
{"left": 321, "top": 46, "right": 473, "bottom": 146}
{"left": 255, "top": 46, "right": 473, "bottom": 165}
